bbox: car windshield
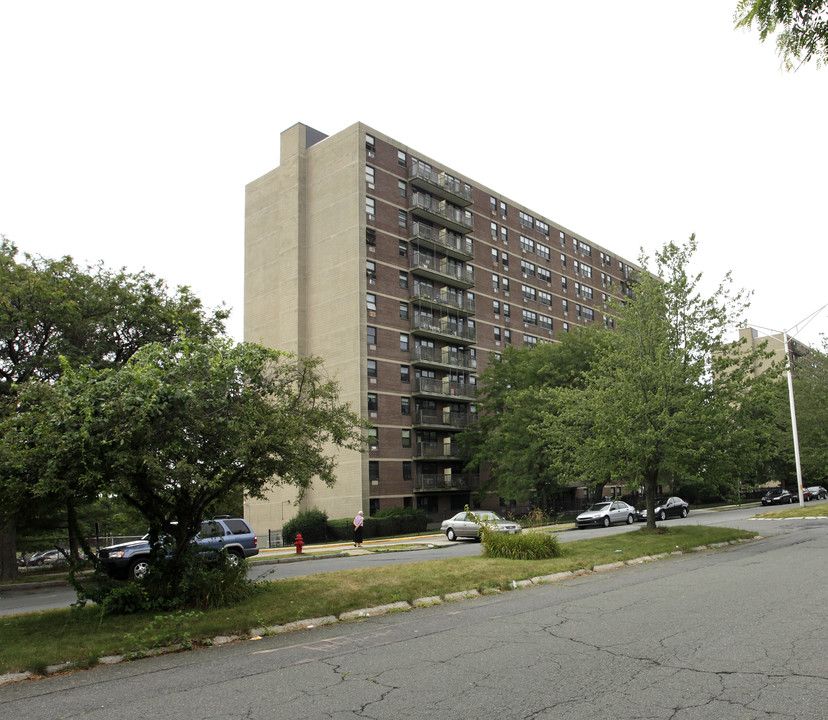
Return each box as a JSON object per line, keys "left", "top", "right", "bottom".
{"left": 586, "top": 503, "right": 611, "bottom": 512}
{"left": 472, "top": 511, "right": 504, "bottom": 522}
{"left": 766, "top": 490, "right": 782, "bottom": 495}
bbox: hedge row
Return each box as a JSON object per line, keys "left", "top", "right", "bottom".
{"left": 281, "top": 507, "right": 428, "bottom": 544}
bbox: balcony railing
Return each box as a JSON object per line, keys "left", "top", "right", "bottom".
{"left": 412, "top": 377, "right": 476, "bottom": 399}
{"left": 410, "top": 222, "right": 474, "bottom": 260}
{"left": 413, "top": 409, "right": 478, "bottom": 429}
{"left": 411, "top": 315, "right": 476, "bottom": 344}
{"left": 413, "top": 472, "right": 480, "bottom": 492}
{"left": 409, "top": 161, "right": 473, "bottom": 206}
{"left": 411, "top": 283, "right": 475, "bottom": 314}
{"left": 411, "top": 345, "right": 477, "bottom": 370}
{"left": 410, "top": 192, "right": 474, "bottom": 234}
{"left": 410, "top": 251, "right": 474, "bottom": 288}
{"left": 413, "top": 441, "right": 460, "bottom": 459}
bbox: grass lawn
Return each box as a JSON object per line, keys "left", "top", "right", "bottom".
{"left": 758, "top": 502, "right": 828, "bottom": 519}
{"left": 0, "top": 525, "right": 756, "bottom": 678}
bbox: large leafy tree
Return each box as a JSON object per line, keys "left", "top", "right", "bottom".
{"left": 0, "top": 238, "right": 227, "bottom": 579}
{"left": 10, "top": 336, "right": 364, "bottom": 596}
{"left": 459, "top": 328, "right": 609, "bottom": 509}
{"left": 735, "top": 0, "right": 828, "bottom": 69}
{"left": 538, "top": 237, "right": 771, "bottom": 528}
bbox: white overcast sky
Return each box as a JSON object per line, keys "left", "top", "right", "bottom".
{"left": 2, "top": 1, "right": 826, "bottom": 347}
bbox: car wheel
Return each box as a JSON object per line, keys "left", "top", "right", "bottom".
{"left": 446, "top": 528, "right": 456, "bottom": 542}
{"left": 128, "top": 558, "right": 150, "bottom": 581}
{"left": 602, "top": 516, "right": 610, "bottom": 528}
{"left": 226, "top": 549, "right": 243, "bottom": 567}
{"left": 659, "top": 510, "right": 667, "bottom": 521}
{"left": 626, "top": 514, "right": 634, "bottom": 525}
{"left": 680, "top": 507, "right": 688, "bottom": 518}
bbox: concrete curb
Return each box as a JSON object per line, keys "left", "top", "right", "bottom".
{"left": 0, "top": 536, "right": 761, "bottom": 687}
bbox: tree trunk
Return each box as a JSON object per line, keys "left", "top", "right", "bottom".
{"left": 0, "top": 511, "right": 19, "bottom": 581}
{"left": 644, "top": 467, "right": 658, "bottom": 530}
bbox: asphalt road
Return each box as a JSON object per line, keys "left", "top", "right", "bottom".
{"left": 2, "top": 513, "right": 826, "bottom": 719}
{"left": 1, "top": 501, "right": 823, "bottom": 616}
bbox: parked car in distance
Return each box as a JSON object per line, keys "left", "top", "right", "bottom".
{"left": 761, "top": 488, "right": 794, "bottom": 505}
{"left": 25, "top": 549, "right": 69, "bottom": 566}
{"left": 800, "top": 487, "right": 812, "bottom": 501}
{"left": 441, "top": 510, "right": 521, "bottom": 541}
{"left": 98, "top": 517, "right": 258, "bottom": 580}
{"left": 576, "top": 500, "right": 636, "bottom": 529}
{"left": 807, "top": 485, "right": 828, "bottom": 500}
{"left": 637, "top": 496, "right": 690, "bottom": 522}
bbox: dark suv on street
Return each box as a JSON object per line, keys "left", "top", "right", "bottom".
{"left": 98, "top": 517, "right": 258, "bottom": 580}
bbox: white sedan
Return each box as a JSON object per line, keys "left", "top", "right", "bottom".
{"left": 576, "top": 501, "right": 636, "bottom": 529}
{"left": 441, "top": 510, "right": 522, "bottom": 541}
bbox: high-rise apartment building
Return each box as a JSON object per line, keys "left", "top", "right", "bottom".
{"left": 244, "top": 122, "right": 639, "bottom": 538}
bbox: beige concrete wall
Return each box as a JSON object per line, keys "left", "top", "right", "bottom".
{"left": 244, "top": 123, "right": 368, "bottom": 541}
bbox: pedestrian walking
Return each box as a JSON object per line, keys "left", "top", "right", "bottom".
{"left": 353, "top": 510, "right": 364, "bottom": 547}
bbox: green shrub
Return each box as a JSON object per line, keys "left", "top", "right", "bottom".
{"left": 371, "top": 507, "right": 427, "bottom": 534}
{"left": 282, "top": 508, "right": 329, "bottom": 544}
{"left": 481, "top": 530, "right": 562, "bottom": 560}
{"left": 326, "top": 518, "right": 354, "bottom": 541}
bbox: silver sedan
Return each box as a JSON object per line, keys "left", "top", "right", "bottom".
{"left": 441, "top": 511, "right": 522, "bottom": 541}
{"left": 576, "top": 500, "right": 637, "bottom": 528}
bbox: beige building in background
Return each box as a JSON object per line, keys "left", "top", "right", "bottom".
{"left": 244, "top": 122, "right": 639, "bottom": 541}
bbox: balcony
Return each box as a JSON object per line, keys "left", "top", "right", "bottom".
{"left": 410, "top": 251, "right": 474, "bottom": 289}
{"left": 413, "top": 440, "right": 461, "bottom": 460}
{"left": 411, "top": 315, "right": 476, "bottom": 345}
{"left": 413, "top": 409, "right": 478, "bottom": 430}
{"left": 410, "top": 222, "right": 474, "bottom": 261}
{"left": 411, "top": 283, "right": 475, "bottom": 315}
{"left": 411, "top": 345, "right": 477, "bottom": 371}
{"left": 410, "top": 192, "right": 474, "bottom": 235}
{"left": 409, "top": 160, "right": 473, "bottom": 207}
{"left": 412, "top": 376, "right": 476, "bottom": 400}
{"left": 413, "top": 472, "right": 480, "bottom": 492}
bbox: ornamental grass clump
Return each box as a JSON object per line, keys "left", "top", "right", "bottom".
{"left": 481, "top": 529, "right": 562, "bottom": 560}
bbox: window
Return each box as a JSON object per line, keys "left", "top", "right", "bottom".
{"left": 400, "top": 365, "right": 410, "bottom": 383}
{"left": 366, "top": 229, "right": 376, "bottom": 247}
{"left": 522, "top": 309, "right": 537, "bottom": 325}
{"left": 502, "top": 277, "right": 510, "bottom": 293}
{"left": 538, "top": 290, "right": 551, "bottom": 306}
{"left": 521, "top": 285, "right": 536, "bottom": 302}
{"left": 561, "top": 277, "right": 568, "bottom": 292}
{"left": 537, "top": 266, "right": 551, "bottom": 283}
{"left": 365, "top": 165, "right": 375, "bottom": 184}
{"left": 491, "top": 248, "right": 498, "bottom": 264}
{"left": 520, "top": 235, "right": 535, "bottom": 254}
{"left": 492, "top": 274, "right": 500, "bottom": 292}
{"left": 399, "top": 240, "right": 408, "bottom": 258}
{"left": 369, "top": 461, "right": 379, "bottom": 483}
{"left": 490, "top": 196, "right": 497, "bottom": 213}
{"left": 402, "top": 461, "right": 412, "bottom": 481}
{"left": 503, "top": 303, "right": 511, "bottom": 318}
{"left": 562, "top": 299, "right": 569, "bottom": 313}
{"left": 575, "top": 281, "right": 581, "bottom": 298}
{"left": 501, "top": 252, "right": 509, "bottom": 270}
{"left": 396, "top": 303, "right": 407, "bottom": 321}
{"left": 401, "top": 429, "right": 411, "bottom": 448}
{"left": 365, "top": 196, "right": 376, "bottom": 220}
{"left": 366, "top": 292, "right": 377, "bottom": 314}
{"left": 399, "top": 271, "right": 408, "bottom": 289}
{"left": 560, "top": 253, "right": 566, "bottom": 267}
{"left": 573, "top": 259, "right": 579, "bottom": 275}
{"left": 523, "top": 334, "right": 538, "bottom": 347}
{"left": 365, "top": 133, "right": 375, "bottom": 156}
{"left": 367, "top": 325, "right": 377, "bottom": 346}
{"left": 398, "top": 180, "right": 407, "bottom": 198}
{"left": 501, "top": 226, "right": 508, "bottom": 244}
{"left": 519, "top": 211, "right": 534, "bottom": 229}
{"left": 504, "top": 328, "right": 512, "bottom": 344}
{"left": 367, "top": 359, "right": 377, "bottom": 378}
{"left": 366, "top": 260, "right": 376, "bottom": 284}
{"left": 401, "top": 397, "right": 410, "bottom": 415}
{"left": 582, "top": 285, "right": 594, "bottom": 300}
{"left": 560, "top": 230, "right": 566, "bottom": 246}
{"left": 537, "top": 243, "right": 550, "bottom": 261}
{"left": 398, "top": 150, "right": 407, "bottom": 167}
{"left": 579, "top": 241, "right": 592, "bottom": 257}
{"left": 490, "top": 221, "right": 498, "bottom": 240}
{"left": 563, "top": 322, "right": 569, "bottom": 332}
{"left": 399, "top": 333, "right": 409, "bottom": 351}
{"left": 539, "top": 314, "right": 553, "bottom": 330}
{"left": 520, "top": 259, "right": 535, "bottom": 277}
{"left": 583, "top": 307, "right": 595, "bottom": 321}
{"left": 581, "top": 263, "right": 592, "bottom": 279}
{"left": 367, "top": 392, "right": 378, "bottom": 412}
{"left": 367, "top": 428, "right": 378, "bottom": 447}
{"left": 493, "top": 299, "right": 500, "bottom": 315}
{"left": 398, "top": 210, "right": 407, "bottom": 228}
{"left": 536, "top": 219, "right": 549, "bottom": 235}
{"left": 494, "top": 327, "right": 501, "bottom": 342}
{"left": 500, "top": 200, "right": 507, "bottom": 217}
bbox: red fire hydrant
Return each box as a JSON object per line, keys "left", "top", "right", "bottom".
{"left": 294, "top": 533, "right": 304, "bottom": 554}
